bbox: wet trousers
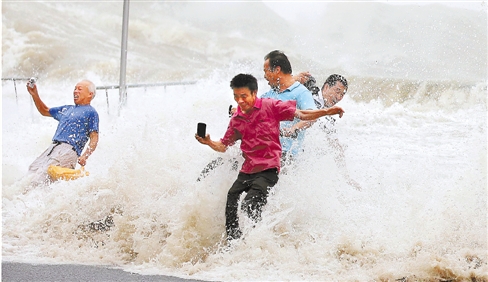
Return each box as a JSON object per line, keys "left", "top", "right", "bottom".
{"left": 28, "top": 141, "right": 78, "bottom": 185}
{"left": 225, "top": 168, "right": 279, "bottom": 240}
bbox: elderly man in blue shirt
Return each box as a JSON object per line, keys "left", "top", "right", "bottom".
{"left": 26, "top": 79, "right": 99, "bottom": 186}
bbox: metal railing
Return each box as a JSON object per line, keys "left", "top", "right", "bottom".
{"left": 1, "top": 77, "right": 37, "bottom": 105}
{"left": 96, "top": 81, "right": 197, "bottom": 114}
{"left": 2, "top": 77, "right": 197, "bottom": 114}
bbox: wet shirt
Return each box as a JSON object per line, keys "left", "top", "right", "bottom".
{"left": 260, "top": 82, "right": 315, "bottom": 156}
{"left": 313, "top": 94, "right": 338, "bottom": 138}
{"left": 221, "top": 98, "right": 296, "bottom": 174}
{"left": 50, "top": 105, "right": 99, "bottom": 156}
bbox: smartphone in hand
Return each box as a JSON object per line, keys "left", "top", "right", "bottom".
{"left": 197, "top": 123, "right": 206, "bottom": 138}
{"left": 28, "top": 77, "right": 36, "bottom": 88}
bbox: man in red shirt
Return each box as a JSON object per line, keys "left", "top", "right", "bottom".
{"left": 195, "top": 73, "right": 344, "bottom": 241}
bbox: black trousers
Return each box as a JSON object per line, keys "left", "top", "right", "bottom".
{"left": 225, "top": 168, "right": 279, "bottom": 240}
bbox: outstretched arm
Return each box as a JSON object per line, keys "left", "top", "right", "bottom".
{"left": 295, "top": 106, "right": 344, "bottom": 120}
{"left": 283, "top": 106, "right": 344, "bottom": 137}
{"left": 78, "top": 131, "right": 99, "bottom": 166}
{"left": 195, "top": 134, "right": 227, "bottom": 153}
{"left": 281, "top": 120, "right": 317, "bottom": 138}
{"left": 291, "top": 120, "right": 316, "bottom": 132}
{"left": 26, "top": 83, "right": 51, "bottom": 117}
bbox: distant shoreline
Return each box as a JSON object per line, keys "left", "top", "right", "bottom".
{"left": 1, "top": 261, "right": 208, "bottom": 282}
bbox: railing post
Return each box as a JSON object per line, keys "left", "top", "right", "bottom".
{"left": 105, "top": 89, "right": 110, "bottom": 115}
{"left": 13, "top": 79, "right": 18, "bottom": 105}
{"left": 118, "top": 0, "right": 130, "bottom": 115}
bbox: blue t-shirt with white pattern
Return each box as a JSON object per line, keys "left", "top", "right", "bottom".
{"left": 50, "top": 104, "right": 99, "bottom": 156}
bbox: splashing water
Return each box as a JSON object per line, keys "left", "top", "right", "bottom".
{"left": 2, "top": 1, "right": 487, "bottom": 281}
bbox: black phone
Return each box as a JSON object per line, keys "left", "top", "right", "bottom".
{"left": 197, "top": 122, "right": 206, "bottom": 138}
{"left": 228, "top": 105, "right": 233, "bottom": 117}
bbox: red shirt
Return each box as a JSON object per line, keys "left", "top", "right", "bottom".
{"left": 221, "top": 98, "right": 296, "bottom": 174}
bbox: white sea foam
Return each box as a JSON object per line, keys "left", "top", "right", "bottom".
{"left": 2, "top": 1, "right": 487, "bottom": 281}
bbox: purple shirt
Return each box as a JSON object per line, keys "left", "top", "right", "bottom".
{"left": 220, "top": 98, "right": 296, "bottom": 174}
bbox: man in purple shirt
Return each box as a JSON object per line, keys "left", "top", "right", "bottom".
{"left": 195, "top": 74, "right": 345, "bottom": 241}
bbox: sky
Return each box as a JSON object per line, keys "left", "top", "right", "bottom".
{"left": 262, "top": 1, "right": 487, "bottom": 24}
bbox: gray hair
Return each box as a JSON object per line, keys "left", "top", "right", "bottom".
{"left": 82, "top": 79, "right": 97, "bottom": 99}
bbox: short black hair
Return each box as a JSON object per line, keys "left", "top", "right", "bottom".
{"left": 230, "top": 74, "right": 258, "bottom": 92}
{"left": 264, "top": 50, "right": 292, "bottom": 74}
{"left": 322, "top": 74, "right": 348, "bottom": 92}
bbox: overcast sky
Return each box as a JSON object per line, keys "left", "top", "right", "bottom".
{"left": 263, "top": 1, "right": 487, "bottom": 24}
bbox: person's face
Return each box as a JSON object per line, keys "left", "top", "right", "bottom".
{"left": 233, "top": 87, "right": 257, "bottom": 114}
{"left": 263, "top": 59, "right": 279, "bottom": 88}
{"left": 322, "top": 81, "right": 347, "bottom": 107}
{"left": 73, "top": 81, "right": 93, "bottom": 105}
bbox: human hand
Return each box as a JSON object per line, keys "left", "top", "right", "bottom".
{"left": 229, "top": 106, "right": 236, "bottom": 117}
{"left": 26, "top": 82, "right": 38, "bottom": 96}
{"left": 294, "top": 71, "right": 312, "bottom": 84}
{"left": 327, "top": 106, "right": 345, "bottom": 118}
{"left": 78, "top": 155, "right": 87, "bottom": 166}
{"left": 195, "top": 133, "right": 211, "bottom": 145}
{"left": 279, "top": 128, "right": 298, "bottom": 139}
